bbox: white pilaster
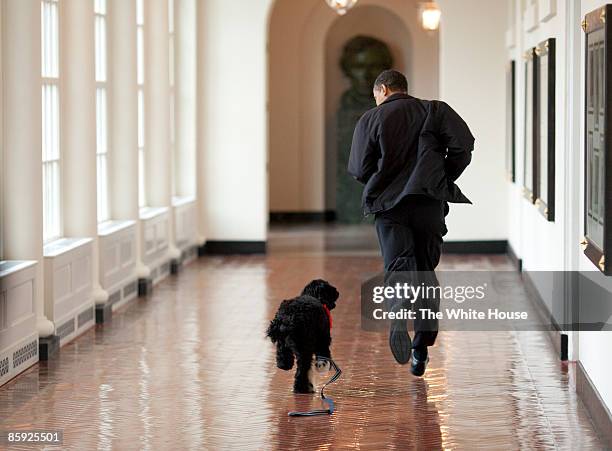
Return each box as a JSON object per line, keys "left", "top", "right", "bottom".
{"left": 145, "top": 0, "right": 170, "bottom": 208}
{"left": 175, "top": 0, "right": 197, "bottom": 199}
{"left": 145, "top": 0, "right": 179, "bottom": 260}
{"left": 109, "top": 0, "right": 149, "bottom": 278}
{"left": 195, "top": 0, "right": 207, "bottom": 245}
{"left": 2, "top": 0, "right": 54, "bottom": 337}
{"left": 61, "top": 0, "right": 107, "bottom": 304}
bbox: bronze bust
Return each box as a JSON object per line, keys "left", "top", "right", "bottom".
{"left": 336, "top": 36, "right": 393, "bottom": 223}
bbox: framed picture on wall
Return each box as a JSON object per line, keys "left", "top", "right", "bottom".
{"left": 523, "top": 47, "right": 537, "bottom": 203}
{"left": 582, "top": 5, "right": 612, "bottom": 275}
{"left": 506, "top": 60, "right": 516, "bottom": 182}
{"left": 535, "top": 38, "right": 556, "bottom": 221}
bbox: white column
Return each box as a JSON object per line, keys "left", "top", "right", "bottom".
{"left": 195, "top": 0, "right": 207, "bottom": 245}
{"left": 145, "top": 0, "right": 179, "bottom": 260}
{"left": 195, "top": 0, "right": 268, "bottom": 243}
{"left": 2, "top": 0, "right": 54, "bottom": 337}
{"left": 61, "top": 0, "right": 107, "bottom": 304}
{"left": 109, "top": 0, "right": 137, "bottom": 221}
{"left": 109, "top": 0, "right": 149, "bottom": 278}
{"left": 175, "top": 0, "right": 196, "bottom": 198}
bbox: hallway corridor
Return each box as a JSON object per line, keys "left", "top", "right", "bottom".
{"left": 0, "top": 235, "right": 604, "bottom": 450}
{"left": 3, "top": 0, "right": 612, "bottom": 448}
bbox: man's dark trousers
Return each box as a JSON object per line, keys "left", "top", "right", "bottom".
{"left": 374, "top": 194, "right": 447, "bottom": 349}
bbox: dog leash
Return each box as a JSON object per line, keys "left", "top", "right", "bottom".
{"left": 288, "top": 357, "right": 342, "bottom": 417}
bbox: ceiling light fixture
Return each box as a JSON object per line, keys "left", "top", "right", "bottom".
{"left": 420, "top": 2, "right": 441, "bottom": 31}
{"left": 325, "top": 0, "right": 359, "bottom": 16}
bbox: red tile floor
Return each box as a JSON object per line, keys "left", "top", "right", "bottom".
{"left": 0, "top": 225, "right": 605, "bottom": 450}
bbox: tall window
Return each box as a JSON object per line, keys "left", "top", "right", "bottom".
{"left": 41, "top": 0, "right": 61, "bottom": 242}
{"left": 95, "top": 0, "right": 110, "bottom": 222}
{"left": 169, "top": 0, "right": 176, "bottom": 197}
{"left": 137, "top": 0, "right": 146, "bottom": 207}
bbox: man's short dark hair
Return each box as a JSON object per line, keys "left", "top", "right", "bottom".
{"left": 374, "top": 70, "right": 408, "bottom": 93}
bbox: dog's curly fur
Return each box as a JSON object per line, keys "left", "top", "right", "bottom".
{"left": 266, "top": 279, "right": 339, "bottom": 393}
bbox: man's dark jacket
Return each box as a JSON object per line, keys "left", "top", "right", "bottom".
{"left": 348, "top": 93, "right": 475, "bottom": 215}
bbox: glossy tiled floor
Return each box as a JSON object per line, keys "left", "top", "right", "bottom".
{"left": 0, "top": 225, "right": 605, "bottom": 450}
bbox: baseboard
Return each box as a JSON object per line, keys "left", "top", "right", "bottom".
{"left": 95, "top": 302, "right": 113, "bottom": 324}
{"left": 170, "top": 258, "right": 181, "bottom": 275}
{"left": 181, "top": 245, "right": 199, "bottom": 265}
{"left": 522, "top": 270, "right": 568, "bottom": 360}
{"left": 0, "top": 334, "right": 38, "bottom": 387}
{"left": 269, "top": 211, "right": 336, "bottom": 224}
{"left": 576, "top": 361, "right": 612, "bottom": 448}
{"left": 170, "top": 245, "right": 198, "bottom": 274}
{"left": 154, "top": 260, "right": 171, "bottom": 283}
{"left": 198, "top": 244, "right": 207, "bottom": 257}
{"left": 507, "top": 242, "right": 523, "bottom": 272}
{"left": 39, "top": 335, "right": 60, "bottom": 361}
{"left": 442, "top": 240, "right": 508, "bottom": 254}
{"left": 103, "top": 278, "right": 138, "bottom": 313}
{"left": 200, "top": 241, "right": 267, "bottom": 255}
{"left": 138, "top": 278, "right": 153, "bottom": 297}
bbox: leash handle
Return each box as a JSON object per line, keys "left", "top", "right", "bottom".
{"left": 287, "top": 357, "right": 341, "bottom": 417}
{"left": 322, "top": 397, "right": 335, "bottom": 414}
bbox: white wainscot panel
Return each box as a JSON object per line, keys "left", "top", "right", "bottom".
{"left": 0, "top": 261, "right": 39, "bottom": 387}
{"left": 98, "top": 220, "right": 138, "bottom": 310}
{"left": 538, "top": 0, "right": 556, "bottom": 22}
{"left": 140, "top": 207, "right": 170, "bottom": 281}
{"left": 173, "top": 196, "right": 197, "bottom": 252}
{"left": 44, "top": 238, "right": 95, "bottom": 345}
{"left": 505, "top": 28, "right": 515, "bottom": 49}
{"left": 524, "top": 2, "right": 538, "bottom": 32}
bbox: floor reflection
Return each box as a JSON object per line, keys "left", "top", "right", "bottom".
{"left": 0, "top": 229, "right": 604, "bottom": 449}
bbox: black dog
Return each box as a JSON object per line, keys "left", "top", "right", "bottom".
{"left": 266, "top": 279, "right": 339, "bottom": 393}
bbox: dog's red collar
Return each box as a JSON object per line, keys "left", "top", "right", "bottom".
{"left": 322, "top": 304, "right": 332, "bottom": 330}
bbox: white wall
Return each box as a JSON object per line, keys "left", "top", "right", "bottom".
{"left": 196, "top": 0, "right": 271, "bottom": 241}
{"left": 437, "top": 0, "right": 509, "bottom": 241}
{"left": 506, "top": 0, "right": 525, "bottom": 271}
{"left": 267, "top": 0, "right": 314, "bottom": 213}
{"left": 174, "top": 0, "right": 197, "bottom": 199}
{"left": 506, "top": 0, "right": 612, "bottom": 413}
{"left": 506, "top": 0, "right": 568, "bottom": 273}
{"left": 577, "top": 0, "right": 612, "bottom": 414}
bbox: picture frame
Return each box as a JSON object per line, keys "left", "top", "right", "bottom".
{"left": 523, "top": 47, "right": 538, "bottom": 203}
{"left": 506, "top": 60, "right": 516, "bottom": 182}
{"left": 535, "top": 38, "right": 556, "bottom": 221}
{"left": 582, "top": 5, "right": 612, "bottom": 275}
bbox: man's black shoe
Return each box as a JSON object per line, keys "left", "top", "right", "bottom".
{"left": 389, "top": 319, "right": 411, "bottom": 364}
{"left": 410, "top": 354, "right": 429, "bottom": 377}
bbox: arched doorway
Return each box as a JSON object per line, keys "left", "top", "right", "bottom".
{"left": 267, "top": 0, "right": 439, "bottom": 223}
{"left": 325, "top": 6, "right": 416, "bottom": 222}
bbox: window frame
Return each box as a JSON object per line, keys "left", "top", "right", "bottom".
{"left": 522, "top": 47, "right": 538, "bottom": 205}
{"left": 535, "top": 38, "right": 556, "bottom": 222}
{"left": 137, "top": 0, "right": 146, "bottom": 208}
{"left": 169, "top": 0, "right": 176, "bottom": 198}
{"left": 41, "top": 0, "right": 63, "bottom": 243}
{"left": 506, "top": 60, "right": 516, "bottom": 183}
{"left": 95, "top": 0, "right": 111, "bottom": 223}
